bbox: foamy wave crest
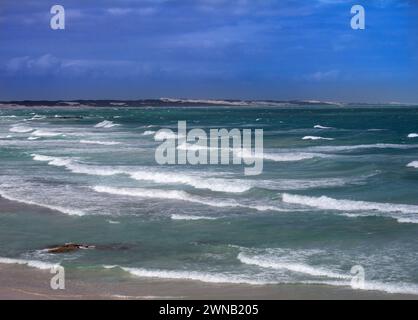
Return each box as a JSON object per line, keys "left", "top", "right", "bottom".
{"left": 0, "top": 257, "right": 58, "bottom": 270}
{"left": 237, "top": 252, "right": 350, "bottom": 280}
{"left": 282, "top": 193, "right": 418, "bottom": 223}
{"left": 92, "top": 186, "right": 241, "bottom": 209}
{"left": 0, "top": 189, "right": 85, "bottom": 216}
{"left": 31, "top": 153, "right": 250, "bottom": 193}
{"left": 80, "top": 140, "right": 121, "bottom": 146}
{"left": 237, "top": 149, "right": 323, "bottom": 162}
{"left": 154, "top": 130, "right": 184, "bottom": 140}
{"left": 307, "top": 144, "right": 418, "bottom": 152}
{"left": 408, "top": 133, "right": 418, "bottom": 138}
{"left": 93, "top": 186, "right": 287, "bottom": 212}
{"left": 9, "top": 125, "right": 34, "bottom": 133}
{"left": 31, "top": 154, "right": 121, "bottom": 176}
{"left": 314, "top": 125, "right": 333, "bottom": 129}
{"left": 302, "top": 136, "right": 334, "bottom": 141}
{"left": 130, "top": 171, "right": 250, "bottom": 193}
{"left": 94, "top": 120, "right": 120, "bottom": 128}
{"left": 407, "top": 161, "right": 418, "bottom": 168}
{"left": 143, "top": 130, "right": 156, "bottom": 136}
{"left": 103, "top": 265, "right": 271, "bottom": 285}
{"left": 171, "top": 214, "right": 218, "bottom": 221}
{"left": 32, "top": 129, "right": 63, "bottom": 137}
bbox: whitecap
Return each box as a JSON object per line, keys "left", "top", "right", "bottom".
{"left": 9, "top": 125, "right": 34, "bottom": 133}
{"left": 407, "top": 161, "right": 418, "bottom": 168}
{"left": 92, "top": 186, "right": 288, "bottom": 212}
{"left": 94, "top": 120, "right": 120, "bottom": 128}
{"left": 314, "top": 125, "right": 333, "bottom": 129}
{"left": 171, "top": 214, "right": 218, "bottom": 221}
{"left": 408, "top": 133, "right": 418, "bottom": 138}
{"left": 282, "top": 193, "right": 418, "bottom": 223}
{"left": 80, "top": 140, "right": 121, "bottom": 146}
{"left": 154, "top": 130, "right": 184, "bottom": 140}
{"left": 32, "top": 129, "right": 62, "bottom": 137}
{"left": 302, "top": 136, "right": 334, "bottom": 141}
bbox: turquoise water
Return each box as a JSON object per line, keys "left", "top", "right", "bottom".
{"left": 1, "top": 105, "right": 418, "bottom": 294}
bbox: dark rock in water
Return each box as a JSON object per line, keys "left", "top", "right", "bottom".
{"left": 46, "top": 243, "right": 95, "bottom": 254}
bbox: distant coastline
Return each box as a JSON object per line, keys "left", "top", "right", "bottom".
{"left": 1, "top": 99, "right": 416, "bottom": 108}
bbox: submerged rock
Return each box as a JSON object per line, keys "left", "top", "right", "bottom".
{"left": 46, "top": 243, "right": 95, "bottom": 254}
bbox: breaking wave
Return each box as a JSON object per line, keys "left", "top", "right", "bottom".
{"left": 94, "top": 120, "right": 120, "bottom": 128}
{"left": 282, "top": 193, "right": 418, "bottom": 223}
{"left": 0, "top": 257, "right": 58, "bottom": 270}
{"left": 171, "top": 214, "right": 218, "bottom": 221}
{"left": 0, "top": 189, "right": 85, "bottom": 216}
{"left": 103, "top": 265, "right": 271, "bottom": 285}
{"left": 407, "top": 161, "right": 418, "bottom": 168}
{"left": 92, "top": 186, "right": 288, "bottom": 212}
{"left": 9, "top": 125, "right": 34, "bottom": 133}
{"left": 80, "top": 140, "right": 121, "bottom": 146}
{"left": 31, "top": 129, "right": 63, "bottom": 137}
{"left": 314, "top": 125, "right": 333, "bottom": 129}
{"left": 302, "top": 136, "right": 334, "bottom": 141}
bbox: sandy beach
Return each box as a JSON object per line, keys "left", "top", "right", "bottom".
{"left": 1, "top": 263, "right": 417, "bottom": 300}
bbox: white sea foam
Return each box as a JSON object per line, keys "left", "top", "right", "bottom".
{"left": 171, "top": 214, "right": 217, "bottom": 221}
{"left": 154, "top": 131, "right": 184, "bottom": 140}
{"left": 407, "top": 161, "right": 418, "bottom": 168}
{"left": 80, "top": 140, "right": 121, "bottom": 146}
{"left": 0, "top": 189, "right": 85, "bottom": 216}
{"left": 94, "top": 120, "right": 120, "bottom": 128}
{"left": 314, "top": 125, "right": 333, "bottom": 129}
{"left": 130, "top": 171, "right": 250, "bottom": 193}
{"left": 142, "top": 130, "right": 156, "bottom": 136}
{"left": 103, "top": 265, "right": 271, "bottom": 285}
{"left": 31, "top": 154, "right": 121, "bottom": 176}
{"left": 28, "top": 136, "right": 40, "bottom": 140}
{"left": 306, "top": 143, "right": 418, "bottom": 152}
{"left": 0, "top": 257, "right": 58, "bottom": 270}
{"left": 408, "top": 133, "right": 418, "bottom": 138}
{"left": 92, "top": 186, "right": 240, "bottom": 209}
{"left": 236, "top": 149, "right": 323, "bottom": 162}
{"left": 0, "top": 115, "right": 17, "bottom": 119}
{"left": 302, "top": 136, "right": 334, "bottom": 141}
{"left": 32, "top": 129, "right": 62, "bottom": 137}
{"left": 92, "top": 186, "right": 287, "bottom": 212}
{"left": 9, "top": 125, "right": 34, "bottom": 133}
{"left": 282, "top": 193, "right": 418, "bottom": 223}
{"left": 237, "top": 252, "right": 350, "bottom": 279}
{"left": 31, "top": 153, "right": 250, "bottom": 193}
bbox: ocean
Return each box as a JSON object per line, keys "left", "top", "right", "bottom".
{"left": 1, "top": 104, "right": 418, "bottom": 296}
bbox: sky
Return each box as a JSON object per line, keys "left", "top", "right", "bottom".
{"left": 0, "top": 0, "right": 417, "bottom": 102}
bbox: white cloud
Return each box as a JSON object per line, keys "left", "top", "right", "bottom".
{"left": 303, "top": 70, "right": 340, "bottom": 81}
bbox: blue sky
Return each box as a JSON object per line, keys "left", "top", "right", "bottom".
{"left": 0, "top": 0, "right": 417, "bottom": 102}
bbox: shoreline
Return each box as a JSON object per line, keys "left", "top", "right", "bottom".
{"left": 1, "top": 263, "right": 417, "bottom": 300}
